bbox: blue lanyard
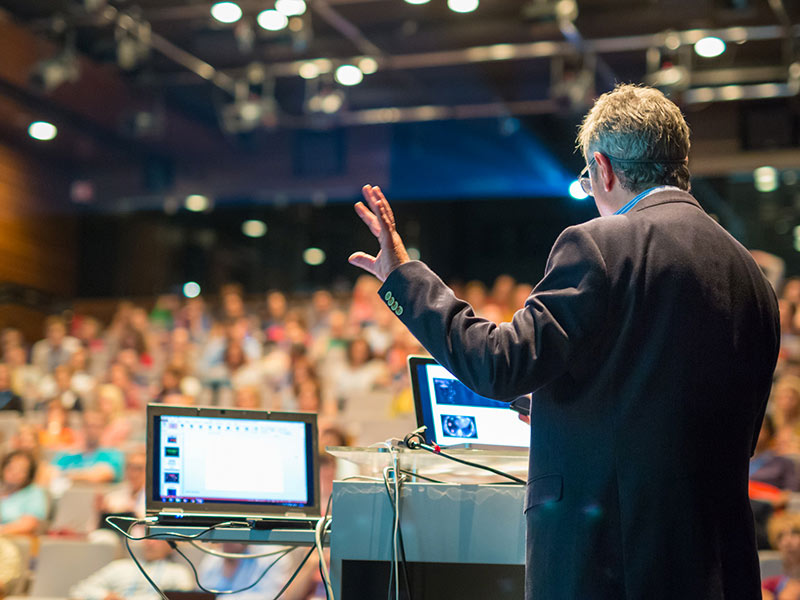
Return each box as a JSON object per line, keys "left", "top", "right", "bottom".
{"left": 613, "top": 186, "right": 679, "bottom": 215}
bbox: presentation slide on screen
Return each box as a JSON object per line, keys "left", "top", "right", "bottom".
{"left": 159, "top": 415, "right": 309, "bottom": 505}
{"left": 424, "top": 364, "right": 529, "bottom": 447}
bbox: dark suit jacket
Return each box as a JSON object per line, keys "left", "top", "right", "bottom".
{"left": 378, "top": 190, "right": 780, "bottom": 599}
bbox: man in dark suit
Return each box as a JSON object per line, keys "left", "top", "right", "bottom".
{"left": 349, "top": 84, "right": 781, "bottom": 599}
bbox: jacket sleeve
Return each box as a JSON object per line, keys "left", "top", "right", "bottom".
{"left": 378, "top": 225, "right": 609, "bottom": 400}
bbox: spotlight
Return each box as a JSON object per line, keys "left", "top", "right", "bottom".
{"left": 185, "top": 194, "right": 210, "bottom": 212}
{"left": 299, "top": 62, "right": 320, "bottom": 79}
{"left": 335, "top": 64, "right": 363, "bottom": 86}
{"left": 28, "top": 121, "right": 58, "bottom": 141}
{"left": 275, "top": 0, "right": 307, "bottom": 17}
{"left": 183, "top": 282, "right": 202, "bottom": 298}
{"left": 358, "top": 57, "right": 379, "bottom": 75}
{"left": 694, "top": 36, "right": 725, "bottom": 58}
{"left": 404, "top": 0, "right": 430, "bottom": 4}
{"left": 257, "top": 9, "right": 289, "bottom": 31}
{"left": 242, "top": 220, "right": 268, "bottom": 238}
{"left": 447, "top": 0, "right": 479, "bottom": 13}
{"left": 569, "top": 180, "right": 588, "bottom": 200}
{"left": 211, "top": 2, "right": 243, "bottom": 23}
{"left": 753, "top": 166, "right": 778, "bottom": 193}
{"left": 303, "top": 247, "right": 326, "bottom": 266}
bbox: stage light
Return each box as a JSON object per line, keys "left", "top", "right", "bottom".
{"left": 28, "top": 121, "right": 58, "bottom": 141}
{"left": 185, "top": 194, "right": 210, "bottom": 212}
{"left": 404, "top": 0, "right": 430, "bottom": 4}
{"left": 275, "top": 0, "right": 306, "bottom": 17}
{"left": 407, "top": 247, "right": 421, "bottom": 260}
{"left": 569, "top": 180, "right": 588, "bottom": 200}
{"left": 242, "top": 219, "right": 267, "bottom": 238}
{"left": 754, "top": 166, "right": 778, "bottom": 193}
{"left": 694, "top": 37, "right": 726, "bottom": 58}
{"left": 299, "top": 62, "right": 319, "bottom": 79}
{"left": 795, "top": 226, "right": 800, "bottom": 253}
{"left": 448, "top": 0, "right": 479, "bottom": 13}
{"left": 303, "top": 247, "right": 326, "bottom": 266}
{"left": 183, "top": 282, "right": 201, "bottom": 298}
{"left": 335, "top": 64, "right": 363, "bottom": 86}
{"left": 211, "top": 2, "right": 242, "bottom": 23}
{"left": 257, "top": 9, "right": 289, "bottom": 31}
{"left": 358, "top": 57, "right": 379, "bottom": 75}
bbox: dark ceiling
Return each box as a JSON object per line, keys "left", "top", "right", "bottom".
{"left": 1, "top": 0, "right": 798, "bottom": 131}
{"left": 0, "top": 0, "right": 797, "bottom": 209}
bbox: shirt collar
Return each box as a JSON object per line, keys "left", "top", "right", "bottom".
{"left": 613, "top": 186, "right": 682, "bottom": 215}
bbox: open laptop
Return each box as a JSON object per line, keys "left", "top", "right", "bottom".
{"left": 408, "top": 356, "right": 530, "bottom": 450}
{"left": 146, "top": 404, "right": 320, "bottom": 528}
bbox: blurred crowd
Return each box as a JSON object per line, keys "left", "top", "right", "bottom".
{"left": 0, "top": 273, "right": 529, "bottom": 598}
{"left": 2, "top": 269, "right": 800, "bottom": 597}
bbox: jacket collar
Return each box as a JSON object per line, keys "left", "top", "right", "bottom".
{"left": 628, "top": 188, "right": 702, "bottom": 213}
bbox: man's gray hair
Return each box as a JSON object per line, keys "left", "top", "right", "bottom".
{"left": 577, "top": 84, "right": 691, "bottom": 193}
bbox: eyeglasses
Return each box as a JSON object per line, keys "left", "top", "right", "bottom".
{"left": 578, "top": 153, "right": 689, "bottom": 198}
{"left": 578, "top": 156, "right": 596, "bottom": 197}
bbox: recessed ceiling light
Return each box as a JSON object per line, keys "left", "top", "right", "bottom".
{"left": 28, "top": 121, "right": 58, "bottom": 141}
{"left": 185, "top": 194, "right": 210, "bottom": 212}
{"left": 210, "top": 2, "right": 242, "bottom": 24}
{"left": 447, "top": 0, "right": 479, "bottom": 13}
{"left": 275, "top": 0, "right": 306, "bottom": 17}
{"left": 303, "top": 247, "right": 326, "bottom": 266}
{"left": 242, "top": 219, "right": 267, "bottom": 238}
{"left": 694, "top": 36, "right": 726, "bottom": 58}
{"left": 257, "top": 9, "right": 289, "bottom": 31}
{"left": 335, "top": 64, "right": 363, "bottom": 86}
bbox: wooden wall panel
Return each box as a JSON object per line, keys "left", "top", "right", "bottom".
{"left": 0, "top": 140, "right": 77, "bottom": 341}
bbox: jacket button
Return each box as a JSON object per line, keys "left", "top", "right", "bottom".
{"left": 395, "top": 306, "right": 403, "bottom": 316}
{"left": 384, "top": 291, "right": 392, "bottom": 302}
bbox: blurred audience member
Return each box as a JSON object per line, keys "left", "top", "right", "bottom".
{"left": 4, "top": 344, "right": 40, "bottom": 407}
{"left": 31, "top": 316, "right": 80, "bottom": 374}
{"left": 764, "top": 512, "right": 800, "bottom": 599}
{"left": 263, "top": 290, "right": 289, "bottom": 343}
{"left": 68, "top": 538, "right": 192, "bottom": 600}
{"left": 333, "top": 338, "right": 387, "bottom": 411}
{"left": 68, "top": 345, "right": 97, "bottom": 399}
{"left": 196, "top": 543, "right": 296, "bottom": 598}
{"left": 0, "top": 364, "right": 23, "bottom": 413}
{"left": 100, "top": 448, "right": 146, "bottom": 519}
{"left": 234, "top": 385, "right": 262, "bottom": 409}
{"left": 0, "top": 449, "right": 48, "bottom": 536}
{"left": 39, "top": 400, "right": 79, "bottom": 450}
{"left": 752, "top": 414, "right": 799, "bottom": 492}
{"left": 96, "top": 384, "right": 132, "bottom": 447}
{"left": 108, "top": 361, "right": 143, "bottom": 410}
{"left": 773, "top": 375, "right": 800, "bottom": 455}
{"left": 52, "top": 410, "right": 124, "bottom": 484}
{"left": 37, "top": 364, "right": 84, "bottom": 412}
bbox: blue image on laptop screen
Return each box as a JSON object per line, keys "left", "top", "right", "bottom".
{"left": 154, "top": 414, "right": 312, "bottom": 508}
{"left": 415, "top": 361, "right": 529, "bottom": 448}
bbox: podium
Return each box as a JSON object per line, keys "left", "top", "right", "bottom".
{"left": 329, "top": 446, "right": 528, "bottom": 599}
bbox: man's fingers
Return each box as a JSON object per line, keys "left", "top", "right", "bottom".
{"left": 354, "top": 201, "right": 381, "bottom": 237}
{"left": 362, "top": 185, "right": 394, "bottom": 233}
{"left": 372, "top": 186, "right": 396, "bottom": 226}
{"left": 348, "top": 251, "right": 377, "bottom": 274}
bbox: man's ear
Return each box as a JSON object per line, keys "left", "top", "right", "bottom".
{"left": 594, "top": 152, "right": 615, "bottom": 193}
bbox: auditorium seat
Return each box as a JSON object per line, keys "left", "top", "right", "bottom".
{"left": 759, "top": 549, "right": 783, "bottom": 579}
{"left": 29, "top": 538, "right": 117, "bottom": 597}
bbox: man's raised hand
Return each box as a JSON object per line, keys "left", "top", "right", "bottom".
{"left": 348, "top": 185, "right": 410, "bottom": 282}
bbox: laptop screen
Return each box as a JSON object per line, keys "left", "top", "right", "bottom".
{"left": 408, "top": 356, "right": 530, "bottom": 449}
{"left": 146, "top": 404, "right": 319, "bottom": 518}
